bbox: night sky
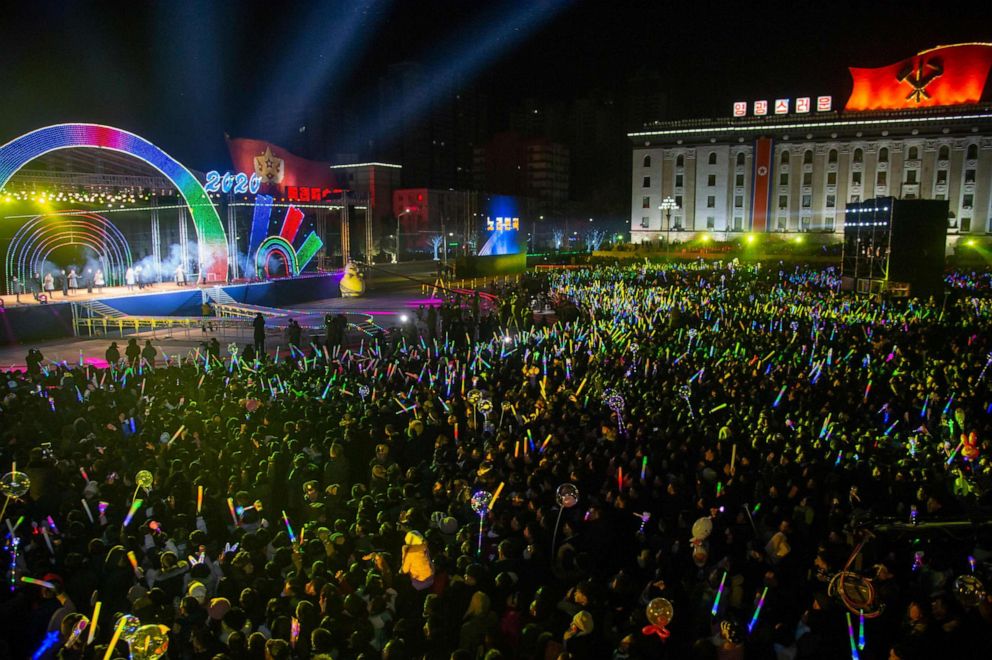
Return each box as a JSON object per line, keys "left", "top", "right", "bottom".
{"left": 0, "top": 0, "right": 989, "bottom": 168}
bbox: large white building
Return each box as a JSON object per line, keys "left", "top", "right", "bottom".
{"left": 629, "top": 43, "right": 992, "bottom": 244}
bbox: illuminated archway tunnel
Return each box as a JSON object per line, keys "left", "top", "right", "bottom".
{"left": 0, "top": 124, "right": 228, "bottom": 281}
{"left": 5, "top": 212, "right": 133, "bottom": 290}
{"left": 255, "top": 236, "right": 299, "bottom": 279}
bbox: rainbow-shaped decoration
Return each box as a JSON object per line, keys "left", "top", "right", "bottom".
{"left": 248, "top": 195, "right": 323, "bottom": 278}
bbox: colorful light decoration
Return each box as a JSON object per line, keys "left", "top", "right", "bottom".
{"left": 249, "top": 194, "right": 323, "bottom": 279}
{"left": 0, "top": 124, "right": 228, "bottom": 281}
{"left": 4, "top": 212, "right": 132, "bottom": 291}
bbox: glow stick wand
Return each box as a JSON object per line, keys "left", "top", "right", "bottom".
{"left": 102, "top": 615, "right": 128, "bottom": 660}
{"left": 748, "top": 586, "right": 768, "bottom": 633}
{"left": 282, "top": 510, "right": 296, "bottom": 544}
{"left": 227, "top": 497, "right": 239, "bottom": 526}
{"left": 20, "top": 576, "right": 56, "bottom": 589}
{"left": 641, "top": 456, "right": 648, "bottom": 482}
{"left": 845, "top": 611, "right": 860, "bottom": 660}
{"left": 126, "top": 550, "right": 140, "bottom": 577}
{"left": 197, "top": 486, "right": 203, "bottom": 514}
{"left": 122, "top": 499, "right": 143, "bottom": 527}
{"left": 87, "top": 601, "right": 101, "bottom": 645}
{"left": 81, "top": 499, "right": 94, "bottom": 524}
{"left": 710, "top": 570, "right": 727, "bottom": 616}
{"left": 858, "top": 609, "right": 865, "bottom": 651}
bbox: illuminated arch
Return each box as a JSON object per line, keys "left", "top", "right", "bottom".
{"left": 255, "top": 236, "right": 299, "bottom": 278}
{"left": 0, "top": 124, "right": 228, "bottom": 281}
{"left": 5, "top": 212, "right": 133, "bottom": 290}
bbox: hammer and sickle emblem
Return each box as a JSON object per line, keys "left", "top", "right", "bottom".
{"left": 897, "top": 56, "right": 944, "bottom": 102}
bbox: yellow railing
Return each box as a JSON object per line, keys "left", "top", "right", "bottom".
{"left": 73, "top": 315, "right": 252, "bottom": 338}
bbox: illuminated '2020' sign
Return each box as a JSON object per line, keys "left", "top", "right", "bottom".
{"left": 204, "top": 170, "right": 262, "bottom": 194}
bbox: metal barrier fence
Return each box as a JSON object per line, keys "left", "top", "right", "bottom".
{"left": 72, "top": 314, "right": 253, "bottom": 340}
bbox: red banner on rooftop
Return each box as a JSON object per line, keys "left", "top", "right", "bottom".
{"left": 845, "top": 43, "right": 992, "bottom": 112}
{"left": 226, "top": 136, "right": 338, "bottom": 193}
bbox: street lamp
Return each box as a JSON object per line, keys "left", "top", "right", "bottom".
{"left": 659, "top": 196, "right": 679, "bottom": 258}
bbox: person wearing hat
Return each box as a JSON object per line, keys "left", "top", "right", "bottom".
{"left": 400, "top": 530, "right": 434, "bottom": 591}
{"left": 563, "top": 610, "right": 597, "bottom": 659}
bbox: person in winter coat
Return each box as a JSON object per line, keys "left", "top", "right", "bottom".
{"left": 459, "top": 591, "right": 498, "bottom": 656}
{"left": 400, "top": 530, "right": 434, "bottom": 590}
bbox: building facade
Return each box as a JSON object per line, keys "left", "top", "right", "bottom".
{"left": 629, "top": 44, "right": 992, "bottom": 245}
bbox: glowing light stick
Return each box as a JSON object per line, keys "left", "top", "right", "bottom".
{"left": 858, "top": 609, "right": 865, "bottom": 651}
{"left": 617, "top": 467, "right": 623, "bottom": 492}
{"left": 711, "top": 570, "right": 727, "bottom": 616}
{"left": 197, "top": 486, "right": 203, "bottom": 514}
{"left": 540, "top": 434, "right": 552, "bottom": 453}
{"left": 845, "top": 611, "right": 860, "bottom": 660}
{"left": 41, "top": 526, "right": 53, "bottom": 554}
{"left": 170, "top": 425, "right": 185, "bottom": 443}
{"left": 123, "top": 499, "right": 143, "bottom": 527}
{"left": 969, "top": 555, "right": 976, "bottom": 572}
{"left": 126, "top": 550, "right": 140, "bottom": 576}
{"left": 641, "top": 456, "right": 648, "bottom": 482}
{"left": 709, "top": 403, "right": 728, "bottom": 413}
{"left": 772, "top": 385, "right": 787, "bottom": 408}
{"left": 282, "top": 511, "right": 296, "bottom": 544}
{"left": 863, "top": 380, "right": 872, "bottom": 402}
{"left": 20, "top": 576, "right": 56, "bottom": 589}
{"left": 748, "top": 586, "right": 768, "bottom": 633}
{"left": 227, "top": 497, "right": 239, "bottom": 526}
{"left": 87, "top": 601, "right": 101, "bottom": 645}
{"left": 103, "top": 615, "right": 128, "bottom": 660}
{"left": 81, "top": 499, "right": 94, "bottom": 524}
{"left": 489, "top": 482, "right": 505, "bottom": 509}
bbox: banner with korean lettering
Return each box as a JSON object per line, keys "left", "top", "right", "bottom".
{"left": 750, "top": 138, "right": 773, "bottom": 233}
{"left": 845, "top": 43, "right": 992, "bottom": 111}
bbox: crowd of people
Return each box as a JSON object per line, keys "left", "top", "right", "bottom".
{"left": 1, "top": 261, "right": 991, "bottom": 660}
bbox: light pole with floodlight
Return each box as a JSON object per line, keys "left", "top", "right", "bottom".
{"left": 659, "top": 196, "right": 679, "bottom": 259}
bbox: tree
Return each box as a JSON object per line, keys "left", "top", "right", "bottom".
{"left": 585, "top": 229, "right": 606, "bottom": 252}
{"left": 430, "top": 235, "right": 444, "bottom": 260}
{"left": 552, "top": 229, "right": 565, "bottom": 251}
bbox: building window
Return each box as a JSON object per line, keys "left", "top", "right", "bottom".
{"left": 908, "top": 146, "right": 919, "bottom": 160}
{"left": 962, "top": 217, "right": 972, "bottom": 232}
{"left": 803, "top": 150, "right": 813, "bottom": 165}
{"left": 733, "top": 217, "right": 744, "bottom": 231}
{"left": 938, "top": 145, "right": 950, "bottom": 160}
{"left": 935, "top": 193, "right": 946, "bottom": 200}
{"left": 675, "top": 195, "right": 683, "bottom": 207}
{"left": 826, "top": 194, "right": 836, "bottom": 208}
{"left": 706, "top": 195, "right": 716, "bottom": 208}
{"left": 640, "top": 216, "right": 650, "bottom": 228}
{"left": 988, "top": 217, "right": 992, "bottom": 233}
{"left": 643, "top": 176, "right": 651, "bottom": 188}
{"left": 876, "top": 171, "right": 887, "bottom": 186}
{"left": 779, "top": 172, "right": 789, "bottom": 186}
{"left": 802, "top": 172, "right": 812, "bottom": 186}
{"left": 936, "top": 169, "right": 947, "bottom": 184}
{"left": 708, "top": 152, "right": 717, "bottom": 165}
{"left": 827, "top": 172, "right": 837, "bottom": 185}
{"left": 707, "top": 174, "right": 716, "bottom": 186}
{"left": 967, "top": 144, "right": 978, "bottom": 160}
{"left": 801, "top": 216, "right": 811, "bottom": 231}
{"left": 777, "top": 216, "right": 787, "bottom": 231}
{"left": 642, "top": 196, "right": 650, "bottom": 209}
{"left": 736, "top": 152, "right": 746, "bottom": 166}
{"left": 878, "top": 147, "right": 889, "bottom": 162}
{"left": 853, "top": 148, "right": 863, "bottom": 163}
{"left": 643, "top": 155, "right": 652, "bottom": 167}
{"left": 801, "top": 194, "right": 812, "bottom": 208}
{"left": 850, "top": 194, "right": 860, "bottom": 203}
{"left": 965, "top": 169, "right": 976, "bottom": 183}
{"left": 963, "top": 194, "right": 974, "bottom": 208}
{"left": 675, "top": 174, "right": 684, "bottom": 187}
{"left": 676, "top": 154, "right": 684, "bottom": 168}
{"left": 828, "top": 149, "right": 838, "bottom": 164}
{"left": 778, "top": 195, "right": 788, "bottom": 209}
{"left": 734, "top": 195, "right": 744, "bottom": 208}
{"left": 905, "top": 170, "right": 917, "bottom": 184}
{"left": 706, "top": 216, "right": 715, "bottom": 229}
{"left": 781, "top": 150, "right": 790, "bottom": 164}
{"left": 824, "top": 216, "right": 835, "bottom": 231}
{"left": 852, "top": 171, "right": 862, "bottom": 185}
{"left": 735, "top": 173, "right": 744, "bottom": 187}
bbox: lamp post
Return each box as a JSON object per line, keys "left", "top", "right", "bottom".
{"left": 395, "top": 208, "right": 411, "bottom": 264}
{"left": 659, "top": 196, "right": 679, "bottom": 259}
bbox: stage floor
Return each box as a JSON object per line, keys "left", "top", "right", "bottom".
{"left": 0, "top": 281, "right": 207, "bottom": 308}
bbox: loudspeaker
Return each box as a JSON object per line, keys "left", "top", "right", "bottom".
{"left": 841, "top": 197, "right": 948, "bottom": 297}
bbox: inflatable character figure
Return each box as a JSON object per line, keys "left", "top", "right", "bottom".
{"left": 340, "top": 261, "right": 365, "bottom": 298}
